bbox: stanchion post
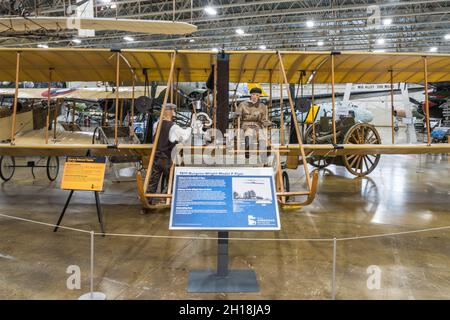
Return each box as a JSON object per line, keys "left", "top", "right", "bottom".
{"left": 332, "top": 237, "right": 337, "bottom": 300}
{"left": 78, "top": 230, "right": 106, "bottom": 300}
{"left": 90, "top": 230, "right": 94, "bottom": 299}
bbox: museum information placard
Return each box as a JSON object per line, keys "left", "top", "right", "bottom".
{"left": 170, "top": 167, "right": 280, "bottom": 230}
{"left": 60, "top": 156, "right": 106, "bottom": 191}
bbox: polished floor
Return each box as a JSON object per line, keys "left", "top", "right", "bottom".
{"left": 0, "top": 153, "right": 449, "bottom": 300}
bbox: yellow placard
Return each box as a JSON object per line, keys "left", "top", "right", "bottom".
{"left": 60, "top": 157, "right": 106, "bottom": 191}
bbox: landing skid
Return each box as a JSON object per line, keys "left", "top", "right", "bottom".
{"left": 136, "top": 172, "right": 171, "bottom": 210}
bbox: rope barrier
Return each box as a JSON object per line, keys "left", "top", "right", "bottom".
{"left": 337, "top": 225, "right": 450, "bottom": 241}
{"left": 0, "top": 213, "right": 91, "bottom": 234}
{"left": 93, "top": 231, "right": 332, "bottom": 242}
{"left": 0, "top": 212, "right": 449, "bottom": 242}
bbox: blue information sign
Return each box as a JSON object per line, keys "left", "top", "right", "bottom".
{"left": 169, "top": 167, "right": 280, "bottom": 230}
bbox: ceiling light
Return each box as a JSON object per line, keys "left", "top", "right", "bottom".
{"left": 72, "top": 39, "right": 82, "bottom": 44}
{"left": 317, "top": 40, "right": 324, "bottom": 46}
{"left": 429, "top": 47, "right": 438, "bottom": 52}
{"left": 259, "top": 45, "right": 267, "bottom": 50}
{"left": 382, "top": 18, "right": 392, "bottom": 26}
{"left": 189, "top": 39, "right": 195, "bottom": 43}
{"left": 102, "top": 0, "right": 111, "bottom": 3}
{"left": 376, "top": 38, "right": 385, "bottom": 45}
{"left": 306, "top": 20, "right": 314, "bottom": 28}
{"left": 204, "top": 6, "right": 217, "bottom": 16}
{"left": 37, "top": 44, "right": 49, "bottom": 48}
{"left": 236, "top": 28, "right": 245, "bottom": 35}
{"left": 123, "top": 36, "right": 134, "bottom": 42}
{"left": 445, "top": 34, "right": 450, "bottom": 40}
{"left": 110, "top": 3, "right": 117, "bottom": 9}
{"left": 212, "top": 48, "right": 219, "bottom": 53}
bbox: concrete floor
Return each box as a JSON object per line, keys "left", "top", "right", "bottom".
{"left": 0, "top": 153, "right": 449, "bottom": 300}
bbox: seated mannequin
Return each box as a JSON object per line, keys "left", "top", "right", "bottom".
{"left": 233, "top": 87, "right": 272, "bottom": 158}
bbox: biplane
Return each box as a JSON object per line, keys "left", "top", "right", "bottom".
{"left": 0, "top": 48, "right": 449, "bottom": 211}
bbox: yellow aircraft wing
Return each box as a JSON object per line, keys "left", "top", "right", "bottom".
{"left": 0, "top": 49, "right": 448, "bottom": 83}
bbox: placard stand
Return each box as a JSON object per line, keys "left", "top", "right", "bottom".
{"left": 187, "top": 231, "right": 259, "bottom": 293}
{"left": 53, "top": 190, "right": 105, "bottom": 235}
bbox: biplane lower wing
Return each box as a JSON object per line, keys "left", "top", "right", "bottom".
{"left": 0, "top": 143, "right": 448, "bottom": 157}
{"left": 0, "top": 143, "right": 153, "bottom": 157}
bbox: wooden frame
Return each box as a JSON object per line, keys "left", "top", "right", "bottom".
{"left": 130, "top": 75, "right": 135, "bottom": 138}
{"left": 277, "top": 52, "right": 318, "bottom": 206}
{"left": 390, "top": 70, "right": 395, "bottom": 144}
{"left": 45, "top": 68, "right": 53, "bottom": 144}
{"left": 10, "top": 51, "right": 20, "bottom": 145}
{"left": 114, "top": 52, "right": 120, "bottom": 145}
{"left": 331, "top": 53, "right": 337, "bottom": 144}
{"left": 423, "top": 56, "right": 431, "bottom": 146}
{"left": 136, "top": 51, "right": 177, "bottom": 209}
{"left": 311, "top": 70, "right": 316, "bottom": 144}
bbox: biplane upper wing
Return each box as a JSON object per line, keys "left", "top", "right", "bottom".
{"left": 0, "top": 49, "right": 448, "bottom": 83}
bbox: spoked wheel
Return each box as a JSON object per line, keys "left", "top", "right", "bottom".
{"left": 305, "top": 123, "right": 335, "bottom": 169}
{"left": 0, "top": 156, "right": 15, "bottom": 181}
{"left": 282, "top": 171, "right": 290, "bottom": 201}
{"left": 343, "top": 123, "right": 381, "bottom": 176}
{"left": 46, "top": 156, "right": 60, "bottom": 181}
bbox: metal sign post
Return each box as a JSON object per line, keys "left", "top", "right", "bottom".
{"left": 188, "top": 231, "right": 259, "bottom": 293}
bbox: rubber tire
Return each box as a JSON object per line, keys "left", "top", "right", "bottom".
{"left": 46, "top": 156, "right": 60, "bottom": 181}
{"left": 0, "top": 156, "right": 15, "bottom": 181}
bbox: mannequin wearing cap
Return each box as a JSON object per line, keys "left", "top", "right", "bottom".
{"left": 235, "top": 87, "right": 271, "bottom": 156}
{"left": 147, "top": 103, "right": 191, "bottom": 201}
{"left": 235, "top": 87, "right": 271, "bottom": 132}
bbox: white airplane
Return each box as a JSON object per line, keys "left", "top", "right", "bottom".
{"left": 298, "top": 101, "right": 374, "bottom": 124}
